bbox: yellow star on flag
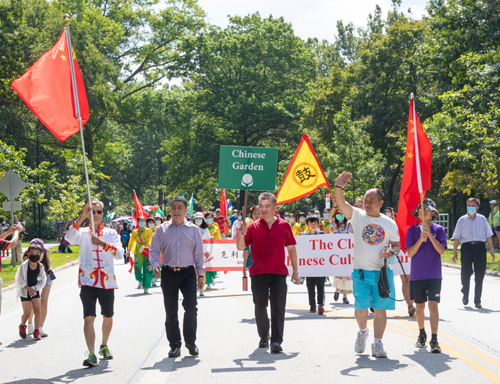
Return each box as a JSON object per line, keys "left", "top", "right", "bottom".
{"left": 60, "top": 54, "right": 67, "bottom": 60}
{"left": 406, "top": 152, "right": 414, "bottom": 159}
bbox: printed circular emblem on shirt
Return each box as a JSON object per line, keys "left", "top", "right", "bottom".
{"left": 292, "top": 162, "right": 319, "bottom": 188}
{"left": 362, "top": 224, "right": 385, "bottom": 245}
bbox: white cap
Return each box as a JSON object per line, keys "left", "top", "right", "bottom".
{"left": 490, "top": 200, "right": 497, "bottom": 204}
{"left": 193, "top": 212, "right": 204, "bottom": 219}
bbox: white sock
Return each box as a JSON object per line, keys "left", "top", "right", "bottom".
{"left": 360, "top": 327, "right": 369, "bottom": 334}
{"left": 374, "top": 338, "right": 382, "bottom": 344}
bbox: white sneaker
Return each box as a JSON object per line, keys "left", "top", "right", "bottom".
{"left": 355, "top": 330, "right": 369, "bottom": 353}
{"left": 144, "top": 288, "right": 149, "bottom": 294}
{"left": 28, "top": 323, "right": 34, "bottom": 335}
{"left": 207, "top": 284, "right": 212, "bottom": 290}
{"left": 199, "top": 290, "right": 205, "bottom": 297}
{"left": 151, "top": 280, "right": 157, "bottom": 287}
{"left": 39, "top": 327, "right": 48, "bottom": 337}
{"left": 371, "top": 341, "right": 388, "bottom": 358}
{"left": 137, "top": 282, "right": 143, "bottom": 289}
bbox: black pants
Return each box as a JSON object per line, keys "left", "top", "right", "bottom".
{"left": 306, "top": 277, "right": 326, "bottom": 309}
{"left": 251, "top": 273, "right": 287, "bottom": 344}
{"left": 461, "top": 242, "right": 487, "bottom": 305}
{"left": 161, "top": 267, "right": 198, "bottom": 348}
{"left": 122, "top": 240, "right": 129, "bottom": 263}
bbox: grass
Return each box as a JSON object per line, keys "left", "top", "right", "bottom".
{"left": 443, "top": 240, "right": 500, "bottom": 272}
{"left": 1, "top": 245, "right": 80, "bottom": 288}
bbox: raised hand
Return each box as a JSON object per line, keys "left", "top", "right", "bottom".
{"left": 335, "top": 172, "right": 352, "bottom": 188}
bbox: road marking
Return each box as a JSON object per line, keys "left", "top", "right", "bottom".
{"left": 207, "top": 289, "right": 500, "bottom": 382}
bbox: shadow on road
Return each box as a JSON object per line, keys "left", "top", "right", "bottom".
{"left": 2, "top": 360, "right": 111, "bottom": 384}
{"left": 340, "top": 355, "right": 408, "bottom": 376}
{"left": 460, "top": 306, "right": 500, "bottom": 314}
{"left": 141, "top": 355, "right": 200, "bottom": 373}
{"left": 211, "top": 347, "right": 300, "bottom": 373}
{"left": 403, "top": 349, "right": 456, "bottom": 376}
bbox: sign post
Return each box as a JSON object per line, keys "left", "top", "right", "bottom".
{"left": 218, "top": 145, "right": 278, "bottom": 218}
{"left": 0, "top": 170, "right": 27, "bottom": 265}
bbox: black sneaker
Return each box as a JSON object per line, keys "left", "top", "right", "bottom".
{"left": 430, "top": 340, "right": 441, "bottom": 353}
{"left": 343, "top": 297, "right": 349, "bottom": 304}
{"left": 334, "top": 292, "right": 340, "bottom": 301}
{"left": 415, "top": 334, "right": 427, "bottom": 348}
{"left": 83, "top": 351, "right": 99, "bottom": 367}
{"left": 99, "top": 345, "right": 113, "bottom": 360}
{"left": 270, "top": 342, "right": 283, "bottom": 353}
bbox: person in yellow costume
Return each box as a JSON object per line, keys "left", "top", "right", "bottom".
{"left": 204, "top": 211, "right": 220, "bottom": 290}
{"left": 128, "top": 216, "right": 154, "bottom": 294}
{"left": 292, "top": 212, "right": 309, "bottom": 236}
{"left": 321, "top": 208, "right": 331, "bottom": 233}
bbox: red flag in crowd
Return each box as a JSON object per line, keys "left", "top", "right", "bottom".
{"left": 220, "top": 188, "right": 228, "bottom": 234}
{"left": 133, "top": 191, "right": 149, "bottom": 227}
{"left": 396, "top": 95, "right": 432, "bottom": 251}
{"left": 11, "top": 30, "right": 89, "bottom": 142}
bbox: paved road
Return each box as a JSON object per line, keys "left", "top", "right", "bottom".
{"left": 1, "top": 260, "right": 499, "bottom": 384}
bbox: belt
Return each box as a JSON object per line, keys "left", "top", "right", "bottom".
{"left": 463, "top": 241, "right": 485, "bottom": 245}
{"left": 165, "top": 265, "right": 194, "bottom": 272}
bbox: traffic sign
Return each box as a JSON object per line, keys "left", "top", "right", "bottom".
{"left": 2, "top": 201, "right": 21, "bottom": 211}
{"left": 0, "top": 170, "right": 27, "bottom": 200}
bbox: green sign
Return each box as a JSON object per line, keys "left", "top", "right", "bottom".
{"left": 218, "top": 145, "right": 278, "bottom": 191}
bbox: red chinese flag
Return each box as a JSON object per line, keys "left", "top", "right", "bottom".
{"left": 220, "top": 188, "right": 228, "bottom": 234}
{"left": 133, "top": 191, "right": 149, "bottom": 224}
{"left": 11, "top": 30, "right": 89, "bottom": 142}
{"left": 396, "top": 97, "right": 432, "bottom": 251}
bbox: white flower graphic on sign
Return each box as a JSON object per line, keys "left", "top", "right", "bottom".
{"left": 241, "top": 173, "right": 253, "bottom": 187}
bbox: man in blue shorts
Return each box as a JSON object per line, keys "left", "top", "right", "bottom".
{"left": 335, "top": 172, "right": 400, "bottom": 358}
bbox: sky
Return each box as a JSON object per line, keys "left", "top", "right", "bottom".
{"left": 196, "top": 0, "right": 429, "bottom": 42}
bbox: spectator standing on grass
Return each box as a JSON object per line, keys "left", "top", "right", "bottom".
{"left": 488, "top": 200, "right": 500, "bottom": 252}
{"left": 452, "top": 197, "right": 495, "bottom": 309}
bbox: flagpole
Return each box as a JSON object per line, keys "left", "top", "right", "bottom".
{"left": 64, "top": 16, "right": 95, "bottom": 235}
{"left": 411, "top": 93, "right": 425, "bottom": 222}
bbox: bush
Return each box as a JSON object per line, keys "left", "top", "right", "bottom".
{"left": 22, "top": 219, "right": 58, "bottom": 242}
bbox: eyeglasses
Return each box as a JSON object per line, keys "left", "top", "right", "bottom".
{"left": 93, "top": 210, "right": 103, "bottom": 215}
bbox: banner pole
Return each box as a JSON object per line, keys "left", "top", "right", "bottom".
{"left": 243, "top": 190, "right": 248, "bottom": 222}
{"left": 65, "top": 22, "right": 94, "bottom": 235}
{"left": 411, "top": 93, "right": 425, "bottom": 222}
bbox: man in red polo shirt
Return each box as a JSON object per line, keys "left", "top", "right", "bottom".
{"left": 237, "top": 192, "right": 299, "bottom": 353}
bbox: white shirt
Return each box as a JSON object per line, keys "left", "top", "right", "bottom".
{"left": 66, "top": 223, "right": 124, "bottom": 289}
{"left": 198, "top": 227, "right": 212, "bottom": 240}
{"left": 349, "top": 207, "right": 400, "bottom": 271}
{"left": 231, "top": 219, "right": 243, "bottom": 239}
{"left": 452, "top": 213, "right": 493, "bottom": 243}
{"left": 15, "top": 260, "right": 47, "bottom": 298}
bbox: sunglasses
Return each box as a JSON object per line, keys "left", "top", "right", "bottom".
{"left": 93, "top": 210, "right": 103, "bottom": 215}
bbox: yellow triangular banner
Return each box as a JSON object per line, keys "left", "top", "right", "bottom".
{"left": 276, "top": 135, "right": 330, "bottom": 205}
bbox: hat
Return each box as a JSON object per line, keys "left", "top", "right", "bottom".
{"left": 193, "top": 212, "right": 204, "bottom": 219}
{"left": 232, "top": 209, "right": 238, "bottom": 213}
{"left": 490, "top": 200, "right": 498, "bottom": 204}
{"left": 30, "top": 238, "right": 49, "bottom": 253}
{"left": 412, "top": 198, "right": 439, "bottom": 219}
{"left": 215, "top": 208, "right": 221, "bottom": 212}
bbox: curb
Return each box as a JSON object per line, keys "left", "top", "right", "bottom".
{"left": 443, "top": 262, "right": 499, "bottom": 277}
{"left": 1, "top": 260, "right": 79, "bottom": 292}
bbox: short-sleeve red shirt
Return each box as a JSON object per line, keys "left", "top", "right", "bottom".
{"left": 244, "top": 216, "right": 296, "bottom": 277}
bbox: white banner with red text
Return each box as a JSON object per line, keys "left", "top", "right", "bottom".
{"left": 202, "top": 235, "right": 411, "bottom": 276}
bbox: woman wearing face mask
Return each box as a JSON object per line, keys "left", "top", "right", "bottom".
{"left": 292, "top": 212, "right": 309, "bottom": 236}
{"left": 330, "top": 207, "right": 353, "bottom": 304}
{"left": 289, "top": 213, "right": 296, "bottom": 227}
{"left": 204, "top": 211, "right": 220, "bottom": 290}
{"left": 231, "top": 211, "right": 245, "bottom": 239}
{"left": 194, "top": 212, "right": 212, "bottom": 296}
{"left": 321, "top": 208, "right": 331, "bottom": 233}
{"left": 385, "top": 207, "right": 397, "bottom": 220}
{"left": 128, "top": 216, "right": 154, "bottom": 294}
{"left": 15, "top": 244, "right": 47, "bottom": 341}
{"left": 146, "top": 217, "right": 156, "bottom": 231}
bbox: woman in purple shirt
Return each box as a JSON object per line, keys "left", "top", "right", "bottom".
{"left": 406, "top": 199, "right": 447, "bottom": 354}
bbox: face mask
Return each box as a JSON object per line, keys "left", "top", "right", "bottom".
{"left": 299, "top": 217, "right": 306, "bottom": 223}
{"left": 206, "top": 218, "right": 213, "bottom": 225}
{"left": 386, "top": 213, "right": 392, "bottom": 217}
{"left": 289, "top": 218, "right": 296, "bottom": 223}
{"left": 324, "top": 214, "right": 329, "bottom": 219}
{"left": 139, "top": 222, "right": 146, "bottom": 228}
{"left": 467, "top": 207, "right": 477, "bottom": 215}
{"left": 148, "top": 223, "right": 154, "bottom": 228}
{"left": 284, "top": 216, "right": 290, "bottom": 221}
{"left": 195, "top": 219, "right": 203, "bottom": 226}
{"left": 156, "top": 221, "right": 161, "bottom": 225}
{"left": 238, "top": 216, "right": 243, "bottom": 220}
{"left": 233, "top": 213, "right": 237, "bottom": 217}
{"left": 336, "top": 214, "right": 344, "bottom": 221}
{"left": 29, "top": 255, "right": 40, "bottom": 263}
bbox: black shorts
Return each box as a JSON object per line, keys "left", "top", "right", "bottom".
{"left": 80, "top": 286, "right": 115, "bottom": 318}
{"left": 410, "top": 279, "right": 442, "bottom": 304}
{"left": 21, "top": 292, "right": 40, "bottom": 302}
